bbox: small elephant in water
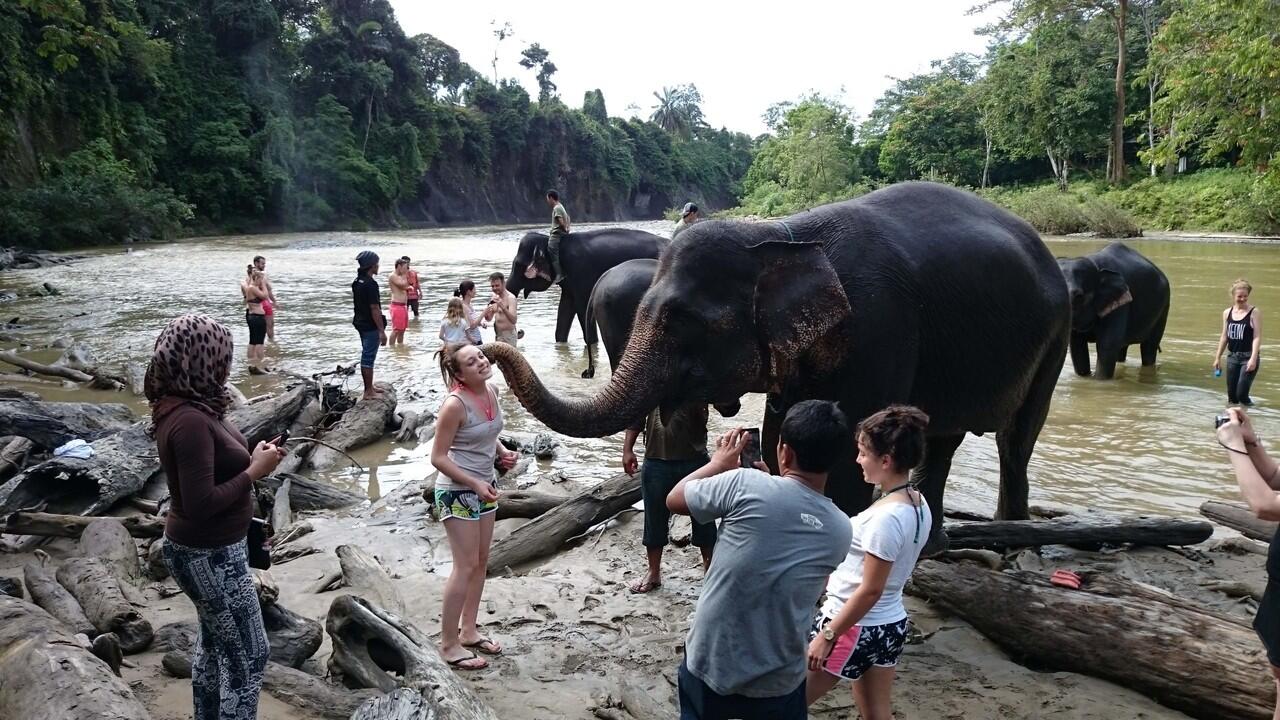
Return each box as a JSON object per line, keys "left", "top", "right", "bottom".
{"left": 1058, "top": 242, "right": 1171, "bottom": 379}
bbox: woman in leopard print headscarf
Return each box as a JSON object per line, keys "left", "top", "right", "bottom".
{"left": 147, "top": 314, "right": 283, "bottom": 720}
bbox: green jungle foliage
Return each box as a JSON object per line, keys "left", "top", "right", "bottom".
{"left": 0, "top": 0, "right": 752, "bottom": 247}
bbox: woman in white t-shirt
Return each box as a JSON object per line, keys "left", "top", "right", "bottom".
{"left": 805, "top": 405, "right": 932, "bottom": 718}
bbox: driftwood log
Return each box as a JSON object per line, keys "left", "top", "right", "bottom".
{"left": 262, "top": 601, "right": 323, "bottom": 668}
{"left": 3, "top": 510, "right": 164, "bottom": 539}
{"left": 909, "top": 560, "right": 1275, "bottom": 720}
{"left": 144, "top": 537, "right": 169, "bottom": 580}
{"left": 0, "top": 576, "right": 20, "bottom": 597}
{"left": 0, "top": 349, "right": 95, "bottom": 382}
{"left": 351, "top": 689, "right": 435, "bottom": 720}
{"left": 0, "top": 398, "right": 134, "bottom": 448}
{"left": 0, "top": 595, "right": 149, "bottom": 720}
{"left": 23, "top": 551, "right": 95, "bottom": 636}
{"left": 275, "top": 394, "right": 325, "bottom": 474}
{"left": 121, "top": 362, "right": 146, "bottom": 396}
{"left": 326, "top": 594, "right": 498, "bottom": 719}
{"left": 260, "top": 472, "right": 362, "bottom": 511}
{"left": 55, "top": 558, "right": 153, "bottom": 653}
{"left": 487, "top": 472, "right": 640, "bottom": 575}
{"left": 946, "top": 515, "right": 1214, "bottom": 550}
{"left": 494, "top": 489, "right": 569, "bottom": 520}
{"left": 163, "top": 650, "right": 378, "bottom": 719}
{"left": 0, "top": 436, "right": 34, "bottom": 480}
{"left": 393, "top": 410, "right": 435, "bottom": 444}
{"left": 1201, "top": 500, "right": 1276, "bottom": 543}
{"left": 303, "top": 384, "right": 397, "bottom": 471}
{"left": 79, "top": 517, "right": 142, "bottom": 586}
{"left": 0, "top": 382, "right": 311, "bottom": 519}
{"left": 336, "top": 544, "right": 405, "bottom": 616}
{"left": 272, "top": 476, "right": 294, "bottom": 532}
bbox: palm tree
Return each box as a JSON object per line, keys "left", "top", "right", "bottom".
{"left": 651, "top": 86, "right": 692, "bottom": 138}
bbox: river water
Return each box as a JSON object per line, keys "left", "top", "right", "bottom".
{"left": 1, "top": 223, "right": 1276, "bottom": 519}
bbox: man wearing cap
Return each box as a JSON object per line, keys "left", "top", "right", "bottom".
{"left": 402, "top": 256, "right": 421, "bottom": 319}
{"left": 352, "top": 251, "right": 386, "bottom": 399}
{"left": 674, "top": 203, "right": 700, "bottom": 237}
{"left": 545, "top": 189, "right": 571, "bottom": 283}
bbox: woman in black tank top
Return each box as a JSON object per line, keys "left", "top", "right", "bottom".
{"left": 1214, "top": 279, "right": 1262, "bottom": 405}
{"left": 1217, "top": 408, "right": 1280, "bottom": 716}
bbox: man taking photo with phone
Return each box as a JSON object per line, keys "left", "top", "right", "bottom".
{"left": 666, "top": 400, "right": 853, "bottom": 720}
{"left": 622, "top": 404, "right": 717, "bottom": 593}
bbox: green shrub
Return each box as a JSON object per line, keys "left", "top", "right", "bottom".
{"left": 1105, "top": 168, "right": 1280, "bottom": 234}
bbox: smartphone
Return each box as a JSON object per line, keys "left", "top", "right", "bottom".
{"left": 739, "top": 427, "right": 762, "bottom": 469}
{"left": 270, "top": 430, "right": 290, "bottom": 446}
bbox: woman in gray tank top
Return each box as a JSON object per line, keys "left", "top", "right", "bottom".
{"left": 430, "top": 343, "right": 519, "bottom": 671}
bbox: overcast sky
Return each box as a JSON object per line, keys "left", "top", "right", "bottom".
{"left": 388, "top": 1, "right": 1004, "bottom": 136}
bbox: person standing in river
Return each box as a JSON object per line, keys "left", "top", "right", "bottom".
{"left": 352, "top": 251, "right": 386, "bottom": 399}
{"left": 147, "top": 313, "right": 284, "bottom": 720}
{"left": 622, "top": 404, "right": 716, "bottom": 594}
{"left": 454, "top": 280, "right": 486, "bottom": 345}
{"left": 1213, "top": 278, "right": 1263, "bottom": 405}
{"left": 666, "top": 401, "right": 852, "bottom": 720}
{"left": 484, "top": 272, "right": 518, "bottom": 347}
{"left": 252, "top": 255, "right": 278, "bottom": 343}
{"left": 402, "top": 255, "right": 422, "bottom": 319}
{"left": 431, "top": 343, "right": 519, "bottom": 671}
{"left": 240, "top": 265, "right": 268, "bottom": 370}
{"left": 388, "top": 257, "right": 411, "bottom": 347}
{"left": 544, "top": 189, "right": 571, "bottom": 283}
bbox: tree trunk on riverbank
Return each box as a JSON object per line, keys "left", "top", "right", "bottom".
{"left": 946, "top": 515, "right": 1213, "bottom": 550}
{"left": 79, "top": 517, "right": 142, "bottom": 587}
{"left": 259, "top": 472, "right": 363, "bottom": 511}
{"left": 1200, "top": 500, "right": 1275, "bottom": 543}
{"left": 303, "top": 385, "right": 397, "bottom": 471}
{"left": 487, "top": 472, "right": 640, "bottom": 576}
{"left": 56, "top": 558, "right": 153, "bottom": 653}
{"left": 336, "top": 544, "right": 404, "bottom": 616}
{"left": 23, "top": 551, "right": 95, "bottom": 636}
{"left": 0, "top": 595, "right": 149, "bottom": 720}
{"left": 5, "top": 511, "right": 164, "bottom": 539}
{"left": 0, "top": 398, "right": 134, "bottom": 448}
{"left": 909, "top": 559, "right": 1274, "bottom": 720}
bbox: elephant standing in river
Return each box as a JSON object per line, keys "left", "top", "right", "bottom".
{"left": 1058, "top": 242, "right": 1170, "bottom": 379}
{"left": 484, "top": 183, "right": 1071, "bottom": 548}
{"left": 583, "top": 259, "right": 657, "bottom": 378}
{"left": 503, "top": 229, "right": 667, "bottom": 375}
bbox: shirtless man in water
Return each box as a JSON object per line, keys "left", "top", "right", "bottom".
{"left": 484, "top": 272, "right": 518, "bottom": 346}
{"left": 253, "top": 255, "right": 278, "bottom": 342}
{"left": 388, "top": 258, "right": 411, "bottom": 346}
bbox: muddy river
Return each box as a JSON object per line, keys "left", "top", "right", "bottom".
{"left": 1, "top": 223, "right": 1276, "bottom": 519}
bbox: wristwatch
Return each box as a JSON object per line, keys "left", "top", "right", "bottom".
{"left": 821, "top": 626, "right": 836, "bottom": 641}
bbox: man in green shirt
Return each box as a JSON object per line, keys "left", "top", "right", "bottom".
{"left": 622, "top": 404, "right": 717, "bottom": 593}
{"left": 545, "top": 189, "right": 571, "bottom": 283}
{"left": 673, "top": 202, "right": 700, "bottom": 237}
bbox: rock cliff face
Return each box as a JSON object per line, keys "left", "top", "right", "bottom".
{"left": 399, "top": 156, "right": 732, "bottom": 226}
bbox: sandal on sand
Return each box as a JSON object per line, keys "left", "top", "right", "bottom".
{"left": 629, "top": 579, "right": 662, "bottom": 594}
{"left": 463, "top": 637, "right": 503, "bottom": 656}
{"left": 1050, "top": 569, "right": 1082, "bottom": 590}
{"left": 445, "top": 653, "right": 487, "bottom": 671}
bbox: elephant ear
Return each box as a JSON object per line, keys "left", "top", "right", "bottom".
{"left": 751, "top": 241, "right": 852, "bottom": 383}
{"left": 1095, "top": 268, "right": 1132, "bottom": 318}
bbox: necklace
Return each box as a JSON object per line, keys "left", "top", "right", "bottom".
{"left": 458, "top": 383, "right": 494, "bottom": 422}
{"left": 879, "top": 481, "right": 924, "bottom": 544}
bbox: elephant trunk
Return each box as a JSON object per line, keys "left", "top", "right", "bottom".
{"left": 482, "top": 337, "right": 669, "bottom": 437}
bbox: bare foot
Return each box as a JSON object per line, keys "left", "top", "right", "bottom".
{"left": 629, "top": 577, "right": 662, "bottom": 594}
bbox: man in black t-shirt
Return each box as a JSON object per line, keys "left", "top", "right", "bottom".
{"left": 352, "top": 251, "right": 386, "bottom": 399}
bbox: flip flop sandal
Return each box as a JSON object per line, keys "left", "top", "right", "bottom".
{"left": 463, "top": 637, "right": 503, "bottom": 656}
{"left": 445, "top": 653, "right": 487, "bottom": 670}
{"left": 1050, "top": 569, "right": 1082, "bottom": 590}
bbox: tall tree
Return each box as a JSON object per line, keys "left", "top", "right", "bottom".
{"left": 518, "top": 43, "right": 557, "bottom": 102}
{"left": 980, "top": 0, "right": 1131, "bottom": 183}
{"left": 649, "top": 84, "right": 705, "bottom": 139}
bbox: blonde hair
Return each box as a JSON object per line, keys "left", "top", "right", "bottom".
{"left": 1231, "top": 278, "right": 1253, "bottom": 295}
{"left": 443, "top": 297, "right": 466, "bottom": 323}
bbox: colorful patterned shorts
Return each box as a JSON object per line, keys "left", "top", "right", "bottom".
{"left": 810, "top": 613, "right": 910, "bottom": 681}
{"left": 435, "top": 485, "right": 497, "bottom": 521}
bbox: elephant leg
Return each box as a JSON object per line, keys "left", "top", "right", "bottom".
{"left": 761, "top": 394, "right": 784, "bottom": 475}
{"left": 582, "top": 343, "right": 595, "bottom": 379}
{"left": 995, "top": 344, "right": 1062, "bottom": 522}
{"left": 912, "top": 433, "right": 965, "bottom": 556}
{"left": 1141, "top": 307, "right": 1168, "bottom": 367}
{"left": 1093, "top": 307, "right": 1128, "bottom": 380}
{"left": 554, "top": 288, "right": 575, "bottom": 344}
{"left": 1068, "top": 333, "right": 1091, "bottom": 377}
{"left": 1094, "top": 346, "right": 1119, "bottom": 379}
{"left": 1117, "top": 344, "right": 1129, "bottom": 364}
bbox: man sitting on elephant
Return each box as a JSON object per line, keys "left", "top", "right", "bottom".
{"left": 544, "top": 189, "right": 571, "bottom": 283}
{"left": 622, "top": 404, "right": 716, "bottom": 594}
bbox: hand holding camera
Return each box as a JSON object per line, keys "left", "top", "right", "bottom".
{"left": 1216, "top": 407, "right": 1258, "bottom": 454}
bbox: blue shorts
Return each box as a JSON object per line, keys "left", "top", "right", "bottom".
{"left": 358, "top": 329, "right": 379, "bottom": 369}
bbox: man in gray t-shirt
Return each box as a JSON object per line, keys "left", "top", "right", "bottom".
{"left": 667, "top": 400, "right": 854, "bottom": 720}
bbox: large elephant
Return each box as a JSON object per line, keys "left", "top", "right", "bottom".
{"left": 1058, "top": 242, "right": 1170, "bottom": 379}
{"left": 582, "top": 258, "right": 657, "bottom": 378}
{"left": 503, "top": 229, "right": 667, "bottom": 372}
{"left": 484, "top": 183, "right": 1071, "bottom": 548}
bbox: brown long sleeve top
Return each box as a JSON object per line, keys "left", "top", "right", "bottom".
{"left": 155, "top": 403, "right": 254, "bottom": 548}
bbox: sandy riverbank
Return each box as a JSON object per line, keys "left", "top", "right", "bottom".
{"left": 4, "top": 461, "right": 1269, "bottom": 720}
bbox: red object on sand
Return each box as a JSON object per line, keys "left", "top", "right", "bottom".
{"left": 1050, "top": 569, "right": 1082, "bottom": 589}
